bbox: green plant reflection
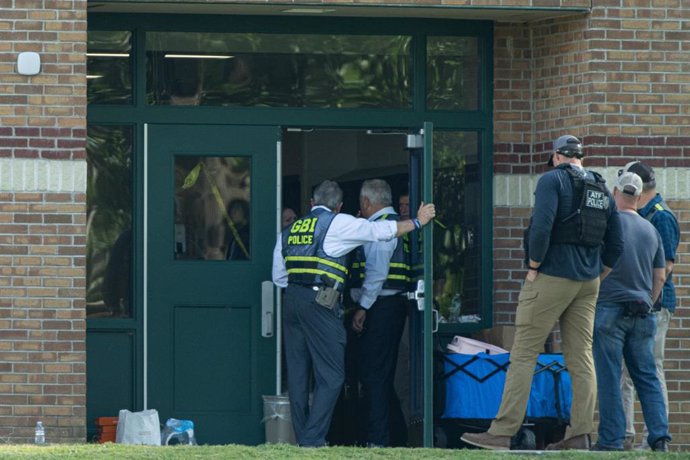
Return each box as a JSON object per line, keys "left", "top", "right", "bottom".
{"left": 86, "top": 125, "right": 133, "bottom": 318}
{"left": 433, "top": 131, "right": 481, "bottom": 324}
{"left": 146, "top": 32, "right": 412, "bottom": 108}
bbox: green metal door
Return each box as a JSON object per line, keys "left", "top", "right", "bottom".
{"left": 421, "top": 122, "right": 434, "bottom": 447}
{"left": 146, "top": 124, "right": 278, "bottom": 445}
{"left": 407, "top": 123, "right": 434, "bottom": 447}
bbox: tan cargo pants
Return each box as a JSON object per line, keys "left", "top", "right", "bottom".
{"left": 487, "top": 273, "right": 600, "bottom": 439}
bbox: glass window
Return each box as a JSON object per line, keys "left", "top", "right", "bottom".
{"left": 146, "top": 32, "right": 412, "bottom": 108}
{"left": 427, "top": 37, "right": 480, "bottom": 111}
{"left": 432, "top": 131, "right": 482, "bottom": 326}
{"left": 174, "top": 156, "right": 251, "bottom": 260}
{"left": 86, "top": 125, "right": 133, "bottom": 318}
{"left": 87, "top": 31, "right": 133, "bottom": 105}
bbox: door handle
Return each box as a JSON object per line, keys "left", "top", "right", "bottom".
{"left": 432, "top": 309, "right": 439, "bottom": 333}
{"left": 261, "top": 281, "right": 274, "bottom": 338}
{"left": 415, "top": 279, "right": 425, "bottom": 311}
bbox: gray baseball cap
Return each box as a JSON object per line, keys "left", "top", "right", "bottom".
{"left": 616, "top": 171, "right": 643, "bottom": 196}
{"left": 548, "top": 135, "right": 583, "bottom": 166}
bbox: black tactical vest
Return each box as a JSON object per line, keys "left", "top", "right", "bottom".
{"left": 549, "top": 165, "right": 610, "bottom": 247}
{"left": 349, "top": 213, "right": 409, "bottom": 291}
{"left": 282, "top": 208, "right": 348, "bottom": 290}
{"left": 402, "top": 232, "right": 423, "bottom": 292}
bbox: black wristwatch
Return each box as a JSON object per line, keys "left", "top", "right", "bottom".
{"left": 527, "top": 265, "right": 540, "bottom": 271}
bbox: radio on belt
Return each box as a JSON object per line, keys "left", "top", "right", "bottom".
{"left": 314, "top": 277, "right": 341, "bottom": 309}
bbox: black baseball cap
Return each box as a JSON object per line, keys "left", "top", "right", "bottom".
{"left": 548, "top": 135, "right": 583, "bottom": 166}
{"left": 620, "top": 161, "right": 656, "bottom": 187}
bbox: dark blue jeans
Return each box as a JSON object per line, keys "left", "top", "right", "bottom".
{"left": 592, "top": 302, "right": 670, "bottom": 449}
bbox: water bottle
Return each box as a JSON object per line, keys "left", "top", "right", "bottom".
{"left": 449, "top": 294, "right": 462, "bottom": 322}
{"left": 34, "top": 421, "right": 45, "bottom": 444}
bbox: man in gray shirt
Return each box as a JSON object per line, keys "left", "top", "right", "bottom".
{"left": 591, "top": 172, "right": 670, "bottom": 452}
{"left": 618, "top": 161, "right": 679, "bottom": 450}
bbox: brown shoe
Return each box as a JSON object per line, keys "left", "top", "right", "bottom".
{"left": 623, "top": 436, "right": 634, "bottom": 451}
{"left": 546, "top": 434, "right": 591, "bottom": 450}
{"left": 461, "top": 431, "right": 511, "bottom": 450}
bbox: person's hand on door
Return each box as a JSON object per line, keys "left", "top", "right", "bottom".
{"left": 416, "top": 202, "right": 436, "bottom": 226}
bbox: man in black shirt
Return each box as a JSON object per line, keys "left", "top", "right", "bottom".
{"left": 462, "top": 135, "right": 624, "bottom": 450}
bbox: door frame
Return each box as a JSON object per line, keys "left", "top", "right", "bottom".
{"left": 86, "top": 13, "right": 494, "bottom": 444}
{"left": 405, "top": 123, "right": 435, "bottom": 446}
{"left": 422, "top": 122, "right": 435, "bottom": 447}
{"left": 277, "top": 125, "right": 435, "bottom": 445}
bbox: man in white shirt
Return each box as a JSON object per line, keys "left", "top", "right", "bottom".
{"left": 272, "top": 179, "right": 435, "bottom": 447}
{"left": 349, "top": 179, "right": 409, "bottom": 447}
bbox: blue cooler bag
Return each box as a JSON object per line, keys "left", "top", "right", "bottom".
{"left": 441, "top": 352, "right": 571, "bottom": 421}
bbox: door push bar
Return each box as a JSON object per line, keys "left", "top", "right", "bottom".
{"left": 402, "top": 279, "right": 425, "bottom": 312}
{"left": 404, "top": 280, "right": 438, "bottom": 333}
{"left": 261, "top": 280, "right": 274, "bottom": 338}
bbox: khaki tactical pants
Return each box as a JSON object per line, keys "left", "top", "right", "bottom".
{"left": 488, "top": 273, "right": 600, "bottom": 439}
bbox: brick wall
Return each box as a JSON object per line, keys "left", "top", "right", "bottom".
{"left": 493, "top": 23, "right": 533, "bottom": 175}
{"left": 0, "top": 0, "right": 87, "bottom": 443}
{"left": 492, "top": 1, "right": 690, "bottom": 449}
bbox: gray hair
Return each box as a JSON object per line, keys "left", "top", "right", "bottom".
{"left": 360, "top": 179, "right": 392, "bottom": 206}
{"left": 312, "top": 180, "right": 343, "bottom": 210}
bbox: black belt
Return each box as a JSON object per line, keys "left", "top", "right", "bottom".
{"left": 289, "top": 283, "right": 343, "bottom": 294}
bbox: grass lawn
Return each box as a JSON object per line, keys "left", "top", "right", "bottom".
{"left": 0, "top": 444, "right": 688, "bottom": 459}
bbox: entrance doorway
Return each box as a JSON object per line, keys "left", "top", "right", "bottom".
{"left": 85, "top": 15, "right": 493, "bottom": 446}
{"left": 281, "top": 129, "right": 410, "bottom": 218}
{"left": 86, "top": 122, "right": 481, "bottom": 446}
{"left": 280, "top": 127, "right": 431, "bottom": 447}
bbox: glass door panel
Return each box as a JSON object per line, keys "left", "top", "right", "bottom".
{"left": 173, "top": 155, "right": 251, "bottom": 260}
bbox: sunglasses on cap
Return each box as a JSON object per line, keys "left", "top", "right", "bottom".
{"left": 554, "top": 145, "right": 583, "bottom": 158}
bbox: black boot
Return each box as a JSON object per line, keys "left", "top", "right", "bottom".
{"left": 651, "top": 438, "right": 669, "bottom": 452}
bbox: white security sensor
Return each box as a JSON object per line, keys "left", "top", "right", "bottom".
{"left": 17, "top": 52, "right": 41, "bottom": 76}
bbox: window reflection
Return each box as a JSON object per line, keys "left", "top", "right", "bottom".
{"left": 86, "top": 125, "right": 133, "bottom": 318}
{"left": 174, "top": 156, "right": 251, "bottom": 260}
{"left": 432, "top": 131, "right": 481, "bottom": 325}
{"left": 146, "top": 32, "right": 411, "bottom": 108}
{"left": 427, "top": 37, "right": 480, "bottom": 111}
{"left": 87, "top": 31, "right": 133, "bottom": 105}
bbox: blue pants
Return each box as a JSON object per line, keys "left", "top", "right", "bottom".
{"left": 593, "top": 302, "right": 671, "bottom": 449}
{"left": 282, "top": 284, "right": 346, "bottom": 447}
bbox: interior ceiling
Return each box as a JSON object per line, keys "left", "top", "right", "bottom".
{"left": 87, "top": 1, "right": 588, "bottom": 23}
